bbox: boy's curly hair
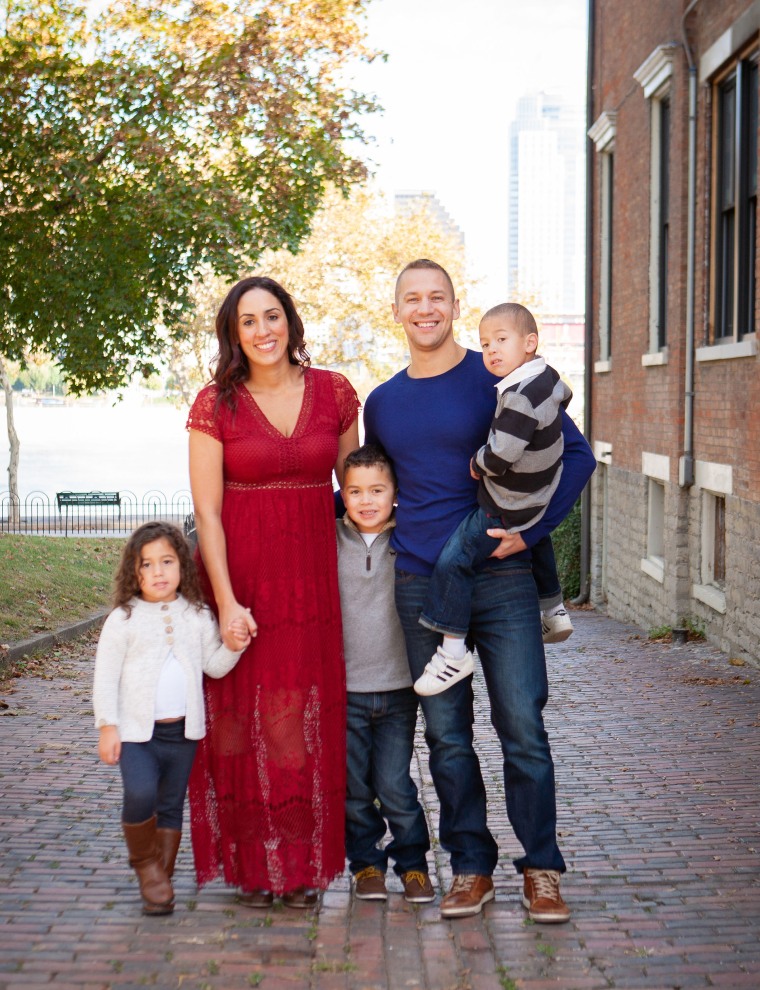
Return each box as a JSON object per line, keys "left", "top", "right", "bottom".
{"left": 112, "top": 522, "right": 204, "bottom": 616}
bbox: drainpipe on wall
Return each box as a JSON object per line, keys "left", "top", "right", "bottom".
{"left": 680, "top": 0, "right": 700, "bottom": 488}
{"left": 572, "top": 0, "right": 595, "bottom": 606}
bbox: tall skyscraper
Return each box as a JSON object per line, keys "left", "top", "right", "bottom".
{"left": 508, "top": 92, "right": 585, "bottom": 318}
{"left": 394, "top": 191, "right": 465, "bottom": 247}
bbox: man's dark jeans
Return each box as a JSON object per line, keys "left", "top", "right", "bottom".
{"left": 396, "top": 559, "right": 566, "bottom": 876}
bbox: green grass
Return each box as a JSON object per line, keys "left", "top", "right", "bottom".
{"left": 0, "top": 535, "right": 125, "bottom": 644}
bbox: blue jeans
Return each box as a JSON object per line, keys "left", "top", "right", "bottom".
{"left": 420, "top": 508, "right": 563, "bottom": 636}
{"left": 395, "top": 560, "right": 565, "bottom": 876}
{"left": 119, "top": 719, "right": 198, "bottom": 829}
{"left": 345, "top": 689, "right": 430, "bottom": 876}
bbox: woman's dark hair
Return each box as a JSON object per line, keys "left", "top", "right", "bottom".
{"left": 212, "top": 275, "right": 311, "bottom": 408}
{"left": 112, "top": 522, "right": 204, "bottom": 616}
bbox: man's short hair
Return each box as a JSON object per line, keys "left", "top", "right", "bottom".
{"left": 343, "top": 444, "right": 397, "bottom": 486}
{"left": 481, "top": 302, "right": 538, "bottom": 337}
{"left": 395, "top": 259, "right": 456, "bottom": 302}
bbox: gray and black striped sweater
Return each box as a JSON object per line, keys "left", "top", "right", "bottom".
{"left": 472, "top": 357, "right": 572, "bottom": 532}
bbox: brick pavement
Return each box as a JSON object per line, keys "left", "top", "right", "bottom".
{"left": 1, "top": 608, "right": 760, "bottom": 990}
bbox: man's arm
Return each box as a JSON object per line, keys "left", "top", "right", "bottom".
{"left": 488, "top": 411, "right": 595, "bottom": 556}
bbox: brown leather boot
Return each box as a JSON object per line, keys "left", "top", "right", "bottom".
{"left": 122, "top": 817, "right": 175, "bottom": 915}
{"left": 156, "top": 828, "right": 182, "bottom": 880}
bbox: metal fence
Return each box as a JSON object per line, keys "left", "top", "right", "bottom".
{"left": 0, "top": 490, "right": 195, "bottom": 538}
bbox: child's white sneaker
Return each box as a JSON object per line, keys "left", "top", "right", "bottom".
{"left": 541, "top": 606, "right": 574, "bottom": 644}
{"left": 414, "top": 646, "right": 475, "bottom": 696}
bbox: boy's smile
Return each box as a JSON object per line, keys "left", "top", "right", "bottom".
{"left": 342, "top": 465, "right": 396, "bottom": 534}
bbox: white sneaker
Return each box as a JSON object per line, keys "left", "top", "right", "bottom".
{"left": 414, "top": 646, "right": 475, "bottom": 696}
{"left": 541, "top": 606, "right": 574, "bottom": 644}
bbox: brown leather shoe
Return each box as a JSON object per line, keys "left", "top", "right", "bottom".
{"left": 353, "top": 866, "right": 387, "bottom": 901}
{"left": 522, "top": 869, "right": 570, "bottom": 923}
{"left": 401, "top": 870, "right": 435, "bottom": 903}
{"left": 236, "top": 889, "right": 274, "bottom": 908}
{"left": 440, "top": 874, "right": 494, "bottom": 917}
{"left": 282, "top": 886, "right": 319, "bottom": 909}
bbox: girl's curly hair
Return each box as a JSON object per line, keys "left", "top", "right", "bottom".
{"left": 112, "top": 522, "right": 204, "bottom": 617}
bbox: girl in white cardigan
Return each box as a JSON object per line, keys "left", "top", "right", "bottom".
{"left": 93, "top": 522, "right": 249, "bottom": 915}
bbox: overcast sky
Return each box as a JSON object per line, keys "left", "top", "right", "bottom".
{"left": 353, "top": 0, "right": 588, "bottom": 303}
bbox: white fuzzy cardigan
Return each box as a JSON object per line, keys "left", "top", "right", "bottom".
{"left": 92, "top": 595, "right": 242, "bottom": 742}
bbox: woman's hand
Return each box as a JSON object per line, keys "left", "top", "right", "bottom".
{"left": 98, "top": 725, "right": 121, "bottom": 765}
{"left": 486, "top": 528, "right": 528, "bottom": 559}
{"left": 220, "top": 602, "right": 257, "bottom": 651}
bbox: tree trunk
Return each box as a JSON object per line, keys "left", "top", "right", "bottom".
{"left": 0, "top": 354, "right": 21, "bottom": 527}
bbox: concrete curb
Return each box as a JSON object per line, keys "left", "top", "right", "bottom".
{"left": 0, "top": 609, "right": 108, "bottom": 672}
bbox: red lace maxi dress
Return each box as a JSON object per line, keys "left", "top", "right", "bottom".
{"left": 186, "top": 368, "right": 360, "bottom": 893}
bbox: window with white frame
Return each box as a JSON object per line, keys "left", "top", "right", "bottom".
{"left": 589, "top": 111, "right": 617, "bottom": 372}
{"left": 640, "top": 452, "right": 669, "bottom": 583}
{"left": 713, "top": 50, "right": 758, "bottom": 342}
{"left": 634, "top": 44, "right": 677, "bottom": 362}
{"left": 692, "top": 460, "right": 731, "bottom": 614}
{"left": 701, "top": 491, "right": 726, "bottom": 588}
{"left": 647, "top": 479, "right": 665, "bottom": 563}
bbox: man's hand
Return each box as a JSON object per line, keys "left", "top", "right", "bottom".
{"left": 487, "top": 528, "right": 528, "bottom": 559}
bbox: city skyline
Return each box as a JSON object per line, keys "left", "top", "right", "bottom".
{"left": 508, "top": 91, "right": 586, "bottom": 318}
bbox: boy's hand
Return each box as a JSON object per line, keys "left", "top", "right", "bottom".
{"left": 487, "top": 529, "right": 527, "bottom": 559}
{"left": 98, "top": 725, "right": 121, "bottom": 765}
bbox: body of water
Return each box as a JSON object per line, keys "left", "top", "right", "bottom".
{"left": 0, "top": 397, "right": 191, "bottom": 498}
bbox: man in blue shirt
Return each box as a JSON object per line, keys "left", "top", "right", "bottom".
{"left": 364, "top": 259, "right": 596, "bottom": 921}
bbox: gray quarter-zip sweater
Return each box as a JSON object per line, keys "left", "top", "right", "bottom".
{"left": 336, "top": 515, "right": 413, "bottom": 692}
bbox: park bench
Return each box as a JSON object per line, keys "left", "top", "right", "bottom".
{"left": 55, "top": 491, "right": 122, "bottom": 534}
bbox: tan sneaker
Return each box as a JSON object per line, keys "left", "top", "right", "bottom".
{"left": 440, "top": 874, "right": 494, "bottom": 917}
{"left": 353, "top": 866, "right": 387, "bottom": 901}
{"left": 522, "top": 869, "right": 570, "bottom": 923}
{"left": 401, "top": 870, "right": 435, "bottom": 903}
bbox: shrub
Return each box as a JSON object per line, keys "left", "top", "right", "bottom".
{"left": 552, "top": 498, "right": 581, "bottom": 600}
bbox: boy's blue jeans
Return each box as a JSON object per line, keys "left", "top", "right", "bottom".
{"left": 420, "top": 506, "right": 563, "bottom": 637}
{"left": 345, "top": 688, "right": 430, "bottom": 876}
{"left": 120, "top": 719, "right": 197, "bottom": 830}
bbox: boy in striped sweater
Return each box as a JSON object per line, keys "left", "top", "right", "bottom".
{"left": 414, "top": 302, "right": 573, "bottom": 696}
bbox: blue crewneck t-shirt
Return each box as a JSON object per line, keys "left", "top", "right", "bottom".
{"left": 364, "top": 348, "right": 594, "bottom": 576}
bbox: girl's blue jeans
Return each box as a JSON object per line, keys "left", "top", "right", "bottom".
{"left": 119, "top": 719, "right": 197, "bottom": 829}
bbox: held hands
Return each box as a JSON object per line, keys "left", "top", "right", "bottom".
{"left": 221, "top": 602, "right": 257, "bottom": 651}
{"left": 486, "top": 528, "right": 528, "bottom": 559}
{"left": 98, "top": 725, "right": 121, "bottom": 765}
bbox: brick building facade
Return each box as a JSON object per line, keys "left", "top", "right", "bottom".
{"left": 587, "top": 1, "right": 759, "bottom": 659}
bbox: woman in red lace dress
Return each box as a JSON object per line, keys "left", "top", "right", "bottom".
{"left": 186, "top": 276, "right": 360, "bottom": 907}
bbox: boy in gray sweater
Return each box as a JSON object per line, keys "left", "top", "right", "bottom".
{"left": 337, "top": 445, "right": 432, "bottom": 903}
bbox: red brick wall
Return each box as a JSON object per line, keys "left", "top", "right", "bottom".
{"left": 590, "top": 0, "right": 759, "bottom": 499}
